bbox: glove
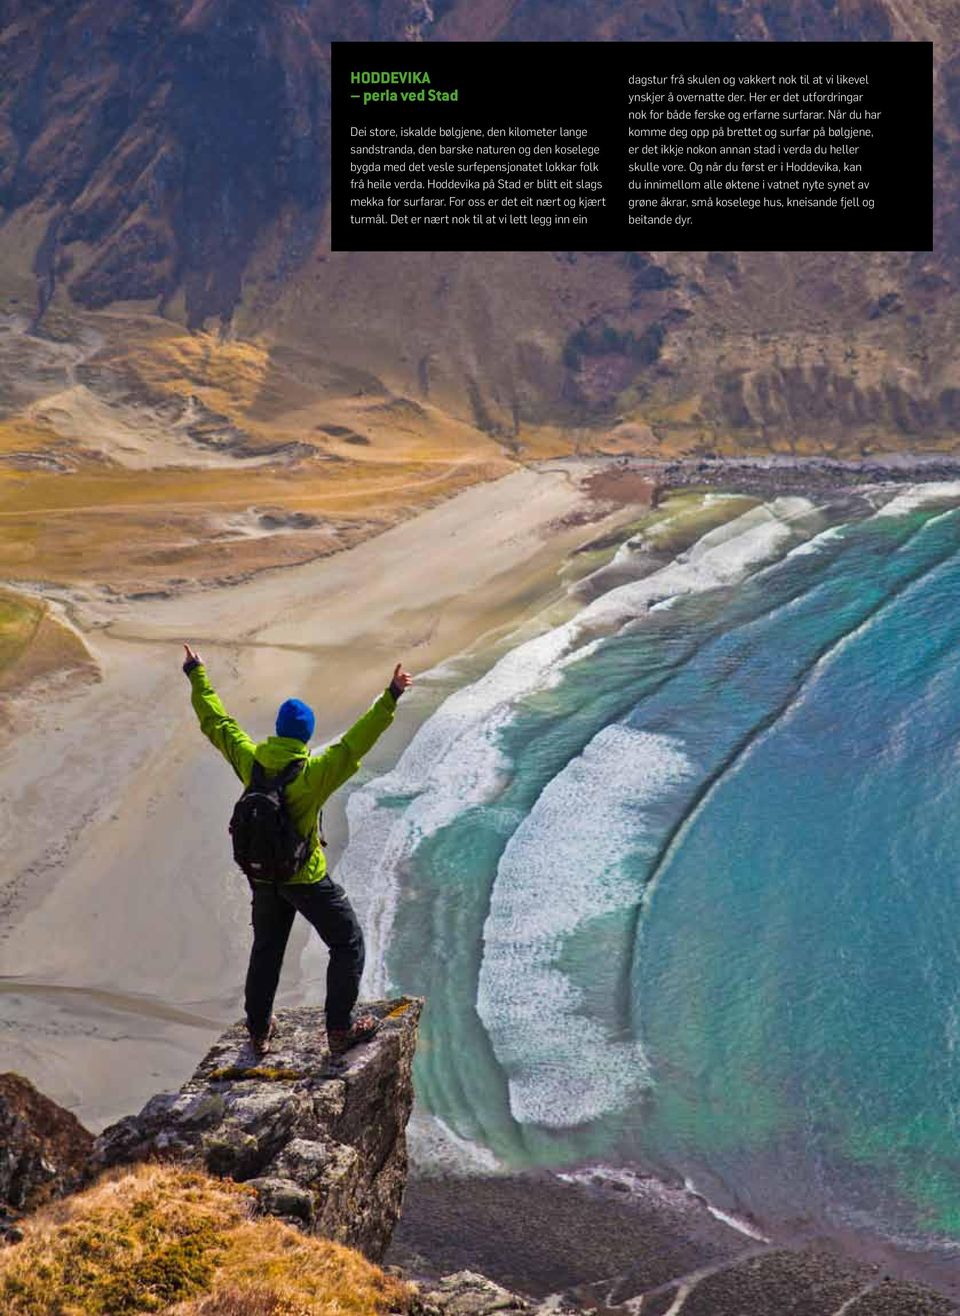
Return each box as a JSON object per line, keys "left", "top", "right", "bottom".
{"left": 388, "top": 663, "right": 412, "bottom": 702}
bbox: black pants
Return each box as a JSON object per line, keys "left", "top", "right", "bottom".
{"left": 245, "top": 878, "right": 364, "bottom": 1035}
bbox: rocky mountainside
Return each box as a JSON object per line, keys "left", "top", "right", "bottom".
{"left": 0, "top": 0, "right": 956, "bottom": 456}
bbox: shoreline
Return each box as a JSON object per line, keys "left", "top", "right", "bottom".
{"left": 8, "top": 448, "right": 960, "bottom": 606}
{"left": 584, "top": 455, "right": 958, "bottom": 510}
{"left": 645, "top": 451, "right": 960, "bottom": 500}
{"left": 380, "top": 458, "right": 960, "bottom": 1310}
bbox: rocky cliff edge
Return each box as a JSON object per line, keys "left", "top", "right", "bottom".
{"left": 93, "top": 997, "right": 422, "bottom": 1262}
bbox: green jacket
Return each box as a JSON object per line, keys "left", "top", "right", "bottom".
{"left": 188, "top": 664, "right": 397, "bottom": 884}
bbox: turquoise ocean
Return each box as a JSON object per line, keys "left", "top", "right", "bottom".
{"left": 332, "top": 483, "right": 960, "bottom": 1260}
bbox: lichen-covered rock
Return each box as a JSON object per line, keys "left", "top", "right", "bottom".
{"left": 244, "top": 1174, "right": 315, "bottom": 1226}
{"left": 92, "top": 997, "right": 422, "bottom": 1260}
{"left": 417, "top": 1271, "right": 529, "bottom": 1315}
{"left": 414, "top": 1271, "right": 586, "bottom": 1316}
{"left": 0, "top": 1072, "right": 94, "bottom": 1233}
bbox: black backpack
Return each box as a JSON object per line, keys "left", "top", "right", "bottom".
{"left": 229, "top": 760, "right": 313, "bottom": 882}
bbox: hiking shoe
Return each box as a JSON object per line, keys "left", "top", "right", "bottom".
{"left": 327, "top": 1014, "right": 380, "bottom": 1056}
{"left": 248, "top": 1016, "right": 276, "bottom": 1058}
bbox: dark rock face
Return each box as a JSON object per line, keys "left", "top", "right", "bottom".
{"left": 0, "top": 1071, "right": 94, "bottom": 1242}
{"left": 0, "top": 0, "right": 333, "bottom": 328}
{"left": 0, "top": 0, "right": 437, "bottom": 328}
{"left": 93, "top": 997, "right": 423, "bottom": 1261}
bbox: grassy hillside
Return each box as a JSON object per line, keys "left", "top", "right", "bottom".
{"left": 0, "top": 1164, "right": 415, "bottom": 1316}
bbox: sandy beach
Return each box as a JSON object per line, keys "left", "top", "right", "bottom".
{"left": 0, "top": 459, "right": 647, "bottom": 1130}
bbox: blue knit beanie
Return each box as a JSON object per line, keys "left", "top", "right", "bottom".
{"left": 275, "top": 698, "right": 315, "bottom": 743}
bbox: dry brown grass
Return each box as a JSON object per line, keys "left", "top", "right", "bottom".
{"left": 120, "top": 332, "right": 272, "bottom": 429}
{"left": 0, "top": 589, "right": 42, "bottom": 664}
{"left": 0, "top": 587, "right": 96, "bottom": 695}
{"left": 177, "top": 1290, "right": 311, "bottom": 1315}
{"left": 0, "top": 453, "right": 509, "bottom": 586}
{"left": 0, "top": 418, "right": 71, "bottom": 455}
{"left": 0, "top": 1164, "right": 415, "bottom": 1316}
{"left": 0, "top": 308, "right": 521, "bottom": 588}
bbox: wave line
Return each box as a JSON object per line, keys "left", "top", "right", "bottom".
{"left": 619, "top": 521, "right": 960, "bottom": 1038}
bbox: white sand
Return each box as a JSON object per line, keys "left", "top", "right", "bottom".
{"left": 0, "top": 461, "right": 641, "bottom": 1129}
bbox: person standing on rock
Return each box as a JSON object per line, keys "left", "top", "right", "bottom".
{"left": 181, "top": 644, "right": 412, "bottom": 1058}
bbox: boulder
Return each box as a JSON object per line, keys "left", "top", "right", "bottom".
{"left": 414, "top": 1271, "right": 585, "bottom": 1316}
{"left": 0, "top": 1071, "right": 94, "bottom": 1243}
{"left": 93, "top": 997, "right": 422, "bottom": 1260}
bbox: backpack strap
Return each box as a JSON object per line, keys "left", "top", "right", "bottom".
{"left": 276, "top": 759, "right": 307, "bottom": 789}
{"left": 275, "top": 758, "right": 320, "bottom": 855}
{"left": 248, "top": 759, "right": 305, "bottom": 789}
{"left": 248, "top": 758, "right": 315, "bottom": 852}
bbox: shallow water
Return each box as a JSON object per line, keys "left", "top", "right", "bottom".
{"left": 341, "top": 485, "right": 960, "bottom": 1258}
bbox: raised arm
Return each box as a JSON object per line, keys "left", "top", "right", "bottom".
{"left": 305, "top": 663, "right": 413, "bottom": 804}
{"left": 183, "top": 644, "right": 256, "bottom": 784}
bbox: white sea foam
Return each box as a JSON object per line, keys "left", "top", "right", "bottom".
{"left": 579, "top": 499, "right": 811, "bottom": 633}
{"left": 874, "top": 482, "right": 960, "bottom": 518}
{"left": 702, "top": 492, "right": 748, "bottom": 507}
{"left": 611, "top": 511, "right": 683, "bottom": 563}
{"left": 328, "top": 499, "right": 813, "bottom": 996}
{"left": 558, "top": 1164, "right": 695, "bottom": 1210}
{"left": 406, "top": 1108, "right": 504, "bottom": 1175}
{"left": 611, "top": 493, "right": 751, "bottom": 566}
{"left": 557, "top": 1165, "right": 771, "bottom": 1241}
{"left": 682, "top": 1177, "right": 771, "bottom": 1241}
{"left": 701, "top": 1204, "right": 770, "bottom": 1242}
{"left": 476, "top": 724, "right": 695, "bottom": 1128}
{"left": 787, "top": 524, "right": 847, "bottom": 557}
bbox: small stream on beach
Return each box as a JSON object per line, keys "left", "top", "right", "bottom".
{"left": 332, "top": 483, "right": 960, "bottom": 1266}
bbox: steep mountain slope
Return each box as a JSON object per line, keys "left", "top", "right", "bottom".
{"left": 0, "top": 0, "right": 956, "bottom": 597}
{"left": 0, "top": 0, "right": 432, "bottom": 327}
{"left": 252, "top": 0, "right": 959, "bottom": 452}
